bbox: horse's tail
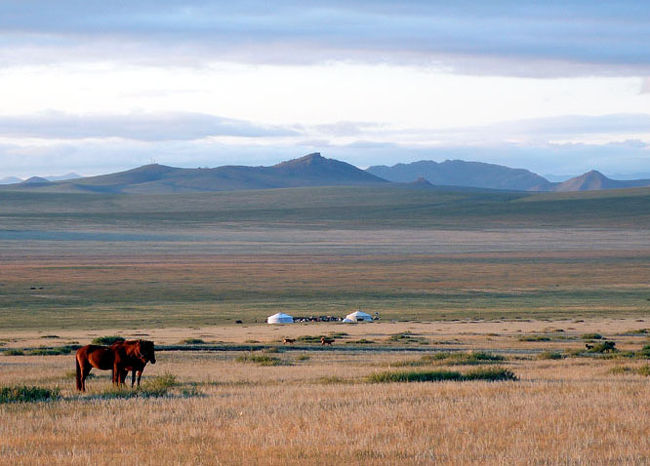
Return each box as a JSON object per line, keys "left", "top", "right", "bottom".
{"left": 75, "top": 352, "right": 82, "bottom": 391}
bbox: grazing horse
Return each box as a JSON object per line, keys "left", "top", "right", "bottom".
{"left": 75, "top": 344, "right": 117, "bottom": 392}
{"left": 75, "top": 340, "right": 156, "bottom": 391}
{"left": 320, "top": 336, "right": 334, "bottom": 346}
{"left": 112, "top": 340, "right": 156, "bottom": 387}
{"left": 282, "top": 338, "right": 296, "bottom": 345}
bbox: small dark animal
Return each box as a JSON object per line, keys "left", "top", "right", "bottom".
{"left": 602, "top": 341, "right": 616, "bottom": 352}
{"left": 585, "top": 344, "right": 594, "bottom": 350}
{"left": 282, "top": 338, "right": 296, "bottom": 345}
{"left": 320, "top": 337, "right": 334, "bottom": 346}
{"left": 235, "top": 320, "right": 243, "bottom": 324}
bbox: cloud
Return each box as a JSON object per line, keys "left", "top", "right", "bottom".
{"left": 1, "top": 1, "right": 649, "bottom": 76}
{"left": 0, "top": 112, "right": 297, "bottom": 141}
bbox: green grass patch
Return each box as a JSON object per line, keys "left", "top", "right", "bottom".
{"left": 345, "top": 339, "right": 375, "bottom": 344}
{"left": 236, "top": 354, "right": 290, "bottom": 366}
{"left": 581, "top": 333, "right": 603, "bottom": 340}
{"left": 391, "top": 351, "right": 506, "bottom": 367}
{"left": 518, "top": 335, "right": 551, "bottom": 342}
{"left": 0, "top": 385, "right": 60, "bottom": 403}
{"left": 387, "top": 332, "right": 428, "bottom": 345}
{"left": 296, "top": 354, "right": 310, "bottom": 361}
{"left": 537, "top": 351, "right": 566, "bottom": 360}
{"left": 638, "top": 345, "right": 650, "bottom": 358}
{"left": 3, "top": 349, "right": 25, "bottom": 356}
{"left": 94, "top": 373, "right": 178, "bottom": 399}
{"left": 610, "top": 365, "right": 650, "bottom": 376}
{"left": 179, "top": 338, "right": 205, "bottom": 344}
{"left": 368, "top": 367, "right": 517, "bottom": 383}
{"left": 91, "top": 336, "right": 125, "bottom": 345}
{"left": 25, "top": 345, "right": 80, "bottom": 356}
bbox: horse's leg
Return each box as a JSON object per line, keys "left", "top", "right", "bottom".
{"left": 131, "top": 370, "right": 136, "bottom": 388}
{"left": 136, "top": 370, "right": 142, "bottom": 387}
{"left": 81, "top": 364, "right": 92, "bottom": 392}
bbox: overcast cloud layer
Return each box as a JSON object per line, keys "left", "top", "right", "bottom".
{"left": 2, "top": 1, "right": 649, "bottom": 75}
{"left": 0, "top": 1, "right": 649, "bottom": 178}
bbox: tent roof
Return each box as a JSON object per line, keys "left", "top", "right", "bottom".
{"left": 268, "top": 312, "right": 293, "bottom": 319}
{"left": 347, "top": 310, "right": 372, "bottom": 318}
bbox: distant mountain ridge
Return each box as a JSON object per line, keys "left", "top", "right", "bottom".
{"left": 10, "top": 153, "right": 387, "bottom": 194}
{"left": 367, "top": 160, "right": 650, "bottom": 192}
{"left": 2, "top": 153, "right": 649, "bottom": 193}
{"left": 366, "top": 160, "right": 552, "bottom": 191}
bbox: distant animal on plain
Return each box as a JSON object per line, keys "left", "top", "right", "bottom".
{"left": 602, "top": 341, "right": 616, "bottom": 352}
{"left": 112, "top": 340, "right": 157, "bottom": 387}
{"left": 320, "top": 337, "right": 334, "bottom": 346}
{"left": 282, "top": 338, "right": 296, "bottom": 345}
{"left": 585, "top": 344, "right": 594, "bottom": 350}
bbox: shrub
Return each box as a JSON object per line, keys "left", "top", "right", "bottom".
{"left": 95, "top": 374, "right": 177, "bottom": 399}
{"left": 422, "top": 351, "right": 505, "bottom": 365}
{"left": 537, "top": 351, "right": 566, "bottom": 360}
{"left": 262, "top": 347, "right": 281, "bottom": 353}
{"left": 638, "top": 345, "right": 650, "bottom": 358}
{"left": 0, "top": 385, "right": 60, "bottom": 403}
{"left": 3, "top": 349, "right": 24, "bottom": 356}
{"left": 581, "top": 333, "right": 603, "bottom": 340}
{"left": 296, "top": 335, "right": 324, "bottom": 343}
{"left": 236, "top": 354, "right": 289, "bottom": 366}
{"left": 387, "top": 332, "right": 428, "bottom": 344}
{"left": 180, "top": 338, "right": 205, "bottom": 344}
{"left": 367, "top": 367, "right": 517, "bottom": 383}
{"left": 26, "top": 345, "right": 79, "bottom": 356}
{"left": 518, "top": 335, "right": 551, "bottom": 342}
{"left": 316, "top": 376, "right": 347, "bottom": 384}
{"left": 91, "top": 336, "right": 125, "bottom": 345}
{"left": 296, "top": 355, "right": 310, "bottom": 361}
{"left": 345, "top": 339, "right": 375, "bottom": 344}
{"left": 610, "top": 365, "right": 650, "bottom": 377}
{"left": 463, "top": 367, "right": 518, "bottom": 381}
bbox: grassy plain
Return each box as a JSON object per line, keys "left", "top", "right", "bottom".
{"left": 1, "top": 320, "right": 649, "bottom": 465}
{"left": 0, "top": 185, "right": 649, "bottom": 463}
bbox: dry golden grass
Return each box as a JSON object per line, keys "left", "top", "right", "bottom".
{"left": 1, "top": 321, "right": 649, "bottom": 465}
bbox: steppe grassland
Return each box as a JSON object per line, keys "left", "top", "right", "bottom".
{"left": 1, "top": 336, "right": 649, "bottom": 465}
{"left": 1, "top": 187, "right": 649, "bottom": 464}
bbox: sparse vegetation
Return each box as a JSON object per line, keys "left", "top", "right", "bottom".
{"left": 236, "top": 354, "right": 290, "bottom": 366}
{"left": 0, "top": 386, "right": 60, "bottom": 403}
{"left": 537, "top": 351, "right": 566, "bottom": 360}
{"left": 581, "top": 333, "right": 603, "bottom": 340}
{"left": 367, "top": 367, "right": 517, "bottom": 383}
{"left": 518, "top": 335, "right": 551, "bottom": 342}
{"left": 180, "top": 338, "right": 205, "bottom": 344}
{"left": 91, "top": 336, "right": 125, "bottom": 345}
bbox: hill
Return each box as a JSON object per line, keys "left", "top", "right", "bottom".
{"left": 10, "top": 153, "right": 387, "bottom": 193}
{"left": 555, "top": 170, "right": 650, "bottom": 192}
{"left": 366, "top": 160, "right": 553, "bottom": 191}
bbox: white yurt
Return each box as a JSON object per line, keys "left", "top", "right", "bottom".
{"left": 267, "top": 312, "right": 294, "bottom": 324}
{"left": 345, "top": 310, "right": 373, "bottom": 322}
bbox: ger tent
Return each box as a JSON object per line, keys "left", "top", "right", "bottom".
{"left": 345, "top": 310, "right": 373, "bottom": 322}
{"left": 267, "top": 312, "right": 294, "bottom": 324}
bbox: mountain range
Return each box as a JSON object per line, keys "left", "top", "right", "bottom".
{"left": 2, "top": 153, "right": 649, "bottom": 194}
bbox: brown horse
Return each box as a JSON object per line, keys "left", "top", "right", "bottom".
{"left": 112, "top": 340, "right": 156, "bottom": 387}
{"left": 75, "top": 340, "right": 156, "bottom": 391}
{"left": 75, "top": 344, "right": 117, "bottom": 392}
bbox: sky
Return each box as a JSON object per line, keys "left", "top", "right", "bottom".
{"left": 1, "top": 1, "right": 649, "bottom": 179}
